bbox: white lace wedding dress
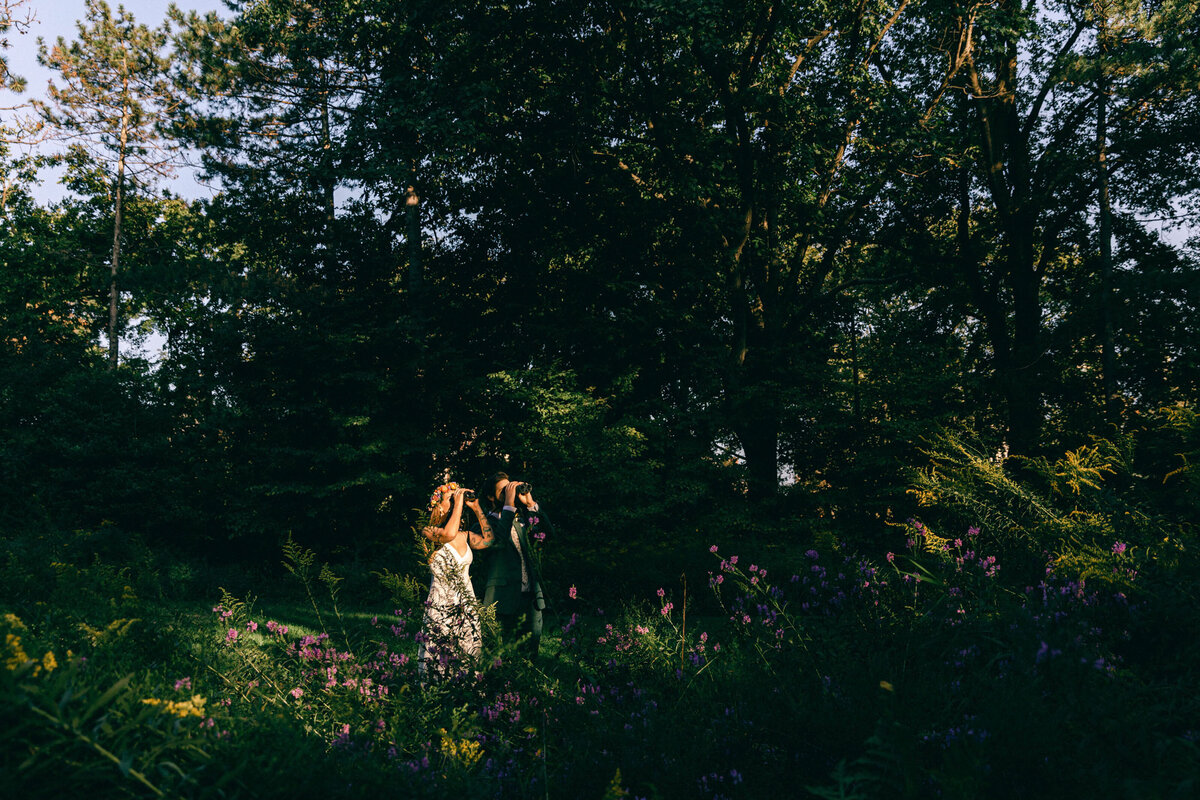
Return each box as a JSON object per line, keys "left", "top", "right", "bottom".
{"left": 417, "top": 542, "right": 482, "bottom": 680}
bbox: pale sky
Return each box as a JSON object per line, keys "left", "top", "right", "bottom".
{"left": 3, "top": 0, "right": 228, "bottom": 203}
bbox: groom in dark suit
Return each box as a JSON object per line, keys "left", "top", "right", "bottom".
{"left": 479, "top": 471, "right": 549, "bottom": 657}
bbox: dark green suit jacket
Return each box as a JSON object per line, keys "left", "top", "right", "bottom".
{"left": 481, "top": 507, "right": 549, "bottom": 618}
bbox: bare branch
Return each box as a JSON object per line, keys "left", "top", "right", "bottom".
{"left": 1021, "top": 14, "right": 1088, "bottom": 139}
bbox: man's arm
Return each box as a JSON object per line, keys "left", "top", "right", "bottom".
{"left": 466, "top": 500, "right": 496, "bottom": 549}
{"left": 488, "top": 507, "right": 516, "bottom": 548}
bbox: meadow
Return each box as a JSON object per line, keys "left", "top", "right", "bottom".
{"left": 3, "top": 434, "right": 1199, "bottom": 798}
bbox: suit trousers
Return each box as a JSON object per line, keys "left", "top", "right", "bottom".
{"left": 495, "top": 591, "right": 543, "bottom": 658}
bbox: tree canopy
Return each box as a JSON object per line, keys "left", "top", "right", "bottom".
{"left": 2, "top": 0, "right": 1198, "bottom": 559}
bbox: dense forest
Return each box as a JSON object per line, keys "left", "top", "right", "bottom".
{"left": 3, "top": 0, "right": 1200, "bottom": 796}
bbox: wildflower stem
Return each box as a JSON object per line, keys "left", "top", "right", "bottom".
{"left": 680, "top": 571, "right": 688, "bottom": 667}
{"left": 26, "top": 705, "right": 166, "bottom": 797}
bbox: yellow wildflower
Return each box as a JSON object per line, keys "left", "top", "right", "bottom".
{"left": 4, "top": 633, "right": 30, "bottom": 671}
{"left": 438, "top": 728, "right": 483, "bottom": 769}
{"left": 42, "top": 651, "right": 58, "bottom": 673}
{"left": 602, "top": 769, "right": 630, "bottom": 800}
{"left": 142, "top": 694, "right": 207, "bottom": 718}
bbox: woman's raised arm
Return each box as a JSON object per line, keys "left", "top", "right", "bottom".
{"left": 422, "top": 489, "right": 467, "bottom": 544}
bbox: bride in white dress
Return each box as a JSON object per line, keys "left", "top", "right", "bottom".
{"left": 418, "top": 484, "right": 494, "bottom": 681}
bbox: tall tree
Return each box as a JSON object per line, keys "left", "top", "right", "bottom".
{"left": 36, "top": 0, "right": 176, "bottom": 368}
{"left": 931, "top": 0, "right": 1200, "bottom": 453}
{"left": 167, "top": 1, "right": 450, "bottom": 547}
{"left": 539, "top": 0, "right": 950, "bottom": 497}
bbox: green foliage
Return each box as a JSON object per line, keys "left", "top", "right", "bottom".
{"left": 909, "top": 431, "right": 1063, "bottom": 546}
{"left": 7, "top": 0, "right": 1198, "bottom": 569}
{"left": 0, "top": 610, "right": 224, "bottom": 797}
{"left": 1, "top": 504, "right": 1198, "bottom": 798}
{"left": 906, "top": 429, "right": 1184, "bottom": 574}
{"left": 806, "top": 723, "right": 914, "bottom": 800}
{"left": 486, "top": 367, "right": 655, "bottom": 515}
{"left": 1, "top": 0, "right": 1199, "bottom": 791}
{"left": 1159, "top": 404, "right": 1200, "bottom": 495}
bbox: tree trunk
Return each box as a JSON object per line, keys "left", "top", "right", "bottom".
{"left": 966, "top": 27, "right": 1045, "bottom": 456}
{"left": 319, "top": 82, "right": 337, "bottom": 274}
{"left": 110, "top": 116, "right": 129, "bottom": 370}
{"left": 735, "top": 401, "right": 780, "bottom": 500}
{"left": 849, "top": 305, "right": 861, "bottom": 421}
{"left": 1006, "top": 214, "right": 1043, "bottom": 454}
{"left": 1096, "top": 21, "right": 1118, "bottom": 425}
{"left": 405, "top": 163, "right": 424, "bottom": 347}
{"left": 109, "top": 172, "right": 123, "bottom": 369}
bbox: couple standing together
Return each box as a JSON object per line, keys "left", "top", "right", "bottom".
{"left": 417, "top": 472, "right": 550, "bottom": 681}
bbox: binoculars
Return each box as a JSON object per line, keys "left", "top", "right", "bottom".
{"left": 515, "top": 482, "right": 532, "bottom": 494}
{"left": 463, "top": 490, "right": 476, "bottom": 500}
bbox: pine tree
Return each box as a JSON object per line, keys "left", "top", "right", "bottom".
{"left": 35, "top": 0, "right": 177, "bottom": 368}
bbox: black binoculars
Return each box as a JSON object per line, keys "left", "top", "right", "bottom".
{"left": 463, "top": 490, "right": 476, "bottom": 500}
{"left": 515, "top": 482, "right": 532, "bottom": 494}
